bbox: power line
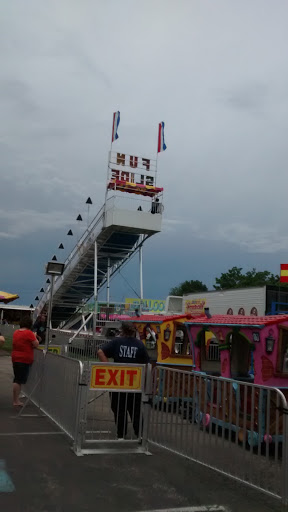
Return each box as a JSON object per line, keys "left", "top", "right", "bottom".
{"left": 119, "top": 270, "right": 140, "bottom": 298}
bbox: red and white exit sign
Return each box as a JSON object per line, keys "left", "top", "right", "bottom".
{"left": 90, "top": 364, "right": 144, "bottom": 392}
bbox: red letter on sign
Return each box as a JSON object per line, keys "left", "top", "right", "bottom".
{"left": 130, "top": 156, "right": 138, "bottom": 168}
{"left": 111, "top": 169, "right": 120, "bottom": 180}
{"left": 120, "top": 369, "right": 125, "bottom": 386}
{"left": 121, "top": 171, "right": 130, "bottom": 182}
{"left": 126, "top": 369, "right": 138, "bottom": 387}
{"left": 142, "top": 158, "right": 150, "bottom": 171}
{"left": 95, "top": 369, "right": 106, "bottom": 385}
{"left": 136, "top": 175, "right": 144, "bottom": 185}
{"left": 117, "top": 153, "right": 125, "bottom": 165}
{"left": 145, "top": 175, "right": 154, "bottom": 186}
{"left": 107, "top": 369, "right": 118, "bottom": 386}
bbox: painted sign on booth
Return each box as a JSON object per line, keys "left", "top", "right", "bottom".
{"left": 185, "top": 299, "right": 206, "bottom": 315}
{"left": 90, "top": 364, "right": 143, "bottom": 391}
{"left": 38, "top": 345, "right": 61, "bottom": 354}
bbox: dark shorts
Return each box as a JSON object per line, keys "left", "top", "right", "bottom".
{"left": 13, "top": 362, "right": 31, "bottom": 385}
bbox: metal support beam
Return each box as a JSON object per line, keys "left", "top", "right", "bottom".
{"left": 82, "top": 314, "right": 87, "bottom": 331}
{"left": 107, "top": 257, "right": 110, "bottom": 306}
{"left": 139, "top": 235, "right": 144, "bottom": 314}
{"left": 45, "top": 274, "right": 55, "bottom": 350}
{"left": 69, "top": 311, "right": 93, "bottom": 344}
{"left": 93, "top": 241, "right": 98, "bottom": 336}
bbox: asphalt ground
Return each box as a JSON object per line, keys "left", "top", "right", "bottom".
{"left": 0, "top": 351, "right": 285, "bottom": 512}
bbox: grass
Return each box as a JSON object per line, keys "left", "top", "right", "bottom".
{"left": 2, "top": 336, "right": 12, "bottom": 353}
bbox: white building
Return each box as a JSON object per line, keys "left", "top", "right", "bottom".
{"left": 166, "top": 285, "right": 288, "bottom": 317}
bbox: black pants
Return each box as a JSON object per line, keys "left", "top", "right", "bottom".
{"left": 13, "top": 362, "right": 31, "bottom": 385}
{"left": 110, "top": 392, "right": 142, "bottom": 438}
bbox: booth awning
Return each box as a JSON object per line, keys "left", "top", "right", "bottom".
{"left": 0, "top": 291, "right": 19, "bottom": 304}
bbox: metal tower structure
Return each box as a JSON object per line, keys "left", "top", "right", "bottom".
{"left": 35, "top": 149, "right": 164, "bottom": 328}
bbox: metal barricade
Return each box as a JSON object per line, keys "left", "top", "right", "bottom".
{"left": 38, "top": 344, "right": 65, "bottom": 355}
{"left": 63, "top": 338, "right": 107, "bottom": 362}
{"left": 64, "top": 339, "right": 100, "bottom": 361}
{"left": 22, "top": 348, "right": 45, "bottom": 407}
{"left": 23, "top": 349, "right": 83, "bottom": 440}
{"left": 73, "top": 362, "right": 152, "bottom": 456}
{"left": 149, "top": 366, "right": 288, "bottom": 505}
{"left": 39, "top": 352, "right": 83, "bottom": 439}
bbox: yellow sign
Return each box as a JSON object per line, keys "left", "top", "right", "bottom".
{"left": 90, "top": 365, "right": 143, "bottom": 391}
{"left": 125, "top": 298, "right": 165, "bottom": 313}
{"left": 38, "top": 345, "right": 61, "bottom": 354}
{"left": 185, "top": 299, "right": 206, "bottom": 315}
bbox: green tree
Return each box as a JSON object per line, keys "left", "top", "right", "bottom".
{"left": 170, "top": 280, "right": 208, "bottom": 296}
{"left": 213, "top": 266, "right": 279, "bottom": 290}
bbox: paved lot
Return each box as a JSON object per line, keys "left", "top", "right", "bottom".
{"left": 0, "top": 352, "right": 284, "bottom": 512}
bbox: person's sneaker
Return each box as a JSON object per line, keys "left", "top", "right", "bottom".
{"left": 117, "top": 437, "right": 124, "bottom": 441}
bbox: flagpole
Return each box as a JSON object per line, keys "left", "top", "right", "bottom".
{"left": 155, "top": 122, "right": 159, "bottom": 188}
{"left": 155, "top": 153, "right": 158, "bottom": 188}
{"left": 278, "top": 264, "right": 282, "bottom": 315}
{"left": 110, "top": 111, "right": 114, "bottom": 152}
{"left": 104, "top": 113, "right": 115, "bottom": 214}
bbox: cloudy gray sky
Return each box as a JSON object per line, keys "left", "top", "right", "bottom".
{"left": 1, "top": 0, "right": 288, "bottom": 305}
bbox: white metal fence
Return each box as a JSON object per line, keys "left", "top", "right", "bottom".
{"left": 63, "top": 339, "right": 106, "bottom": 362}
{"left": 22, "top": 347, "right": 45, "bottom": 406}
{"left": 149, "top": 366, "right": 288, "bottom": 505}
{"left": 22, "top": 351, "right": 150, "bottom": 456}
{"left": 73, "top": 362, "right": 151, "bottom": 455}
{"left": 23, "top": 350, "right": 83, "bottom": 439}
{"left": 22, "top": 351, "right": 288, "bottom": 506}
{"left": 40, "top": 353, "right": 83, "bottom": 438}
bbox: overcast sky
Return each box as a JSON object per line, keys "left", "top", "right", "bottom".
{"left": 1, "top": 0, "right": 288, "bottom": 305}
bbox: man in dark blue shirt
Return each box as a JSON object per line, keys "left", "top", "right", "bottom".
{"left": 33, "top": 314, "right": 47, "bottom": 345}
{"left": 98, "top": 322, "right": 149, "bottom": 439}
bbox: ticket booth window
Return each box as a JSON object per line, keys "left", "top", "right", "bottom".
{"left": 230, "top": 332, "right": 251, "bottom": 379}
{"left": 277, "top": 327, "right": 288, "bottom": 375}
{"left": 206, "top": 337, "right": 220, "bottom": 362}
{"left": 200, "top": 331, "right": 221, "bottom": 374}
{"left": 173, "top": 324, "right": 190, "bottom": 356}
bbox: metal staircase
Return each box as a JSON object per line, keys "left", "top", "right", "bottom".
{"left": 35, "top": 197, "right": 162, "bottom": 327}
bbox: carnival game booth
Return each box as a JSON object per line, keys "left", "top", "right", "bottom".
{"left": 187, "top": 314, "right": 288, "bottom": 386}
{"left": 132, "top": 312, "right": 288, "bottom": 445}
{"left": 128, "top": 313, "right": 196, "bottom": 367}
{"left": 127, "top": 313, "right": 198, "bottom": 414}
{"left": 184, "top": 314, "right": 288, "bottom": 445}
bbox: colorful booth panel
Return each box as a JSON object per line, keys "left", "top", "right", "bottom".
{"left": 107, "top": 179, "right": 163, "bottom": 197}
{"left": 128, "top": 314, "right": 195, "bottom": 367}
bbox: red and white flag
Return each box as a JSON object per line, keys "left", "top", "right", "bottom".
{"left": 157, "top": 122, "right": 167, "bottom": 153}
{"left": 112, "top": 111, "right": 120, "bottom": 143}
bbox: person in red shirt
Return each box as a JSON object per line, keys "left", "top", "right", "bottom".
{"left": 0, "top": 332, "right": 5, "bottom": 349}
{"left": 12, "top": 316, "right": 39, "bottom": 406}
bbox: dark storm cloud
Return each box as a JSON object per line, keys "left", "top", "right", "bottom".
{"left": 1, "top": 0, "right": 288, "bottom": 304}
{"left": 226, "top": 82, "right": 269, "bottom": 113}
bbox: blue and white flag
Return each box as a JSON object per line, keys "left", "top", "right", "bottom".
{"left": 112, "top": 111, "right": 120, "bottom": 143}
{"left": 157, "top": 121, "right": 167, "bottom": 153}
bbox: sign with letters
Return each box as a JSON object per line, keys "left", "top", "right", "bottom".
{"left": 185, "top": 299, "right": 206, "bottom": 315}
{"left": 109, "top": 151, "right": 157, "bottom": 187}
{"left": 125, "top": 298, "right": 165, "bottom": 313}
{"left": 38, "top": 345, "right": 61, "bottom": 354}
{"left": 90, "top": 364, "right": 143, "bottom": 392}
